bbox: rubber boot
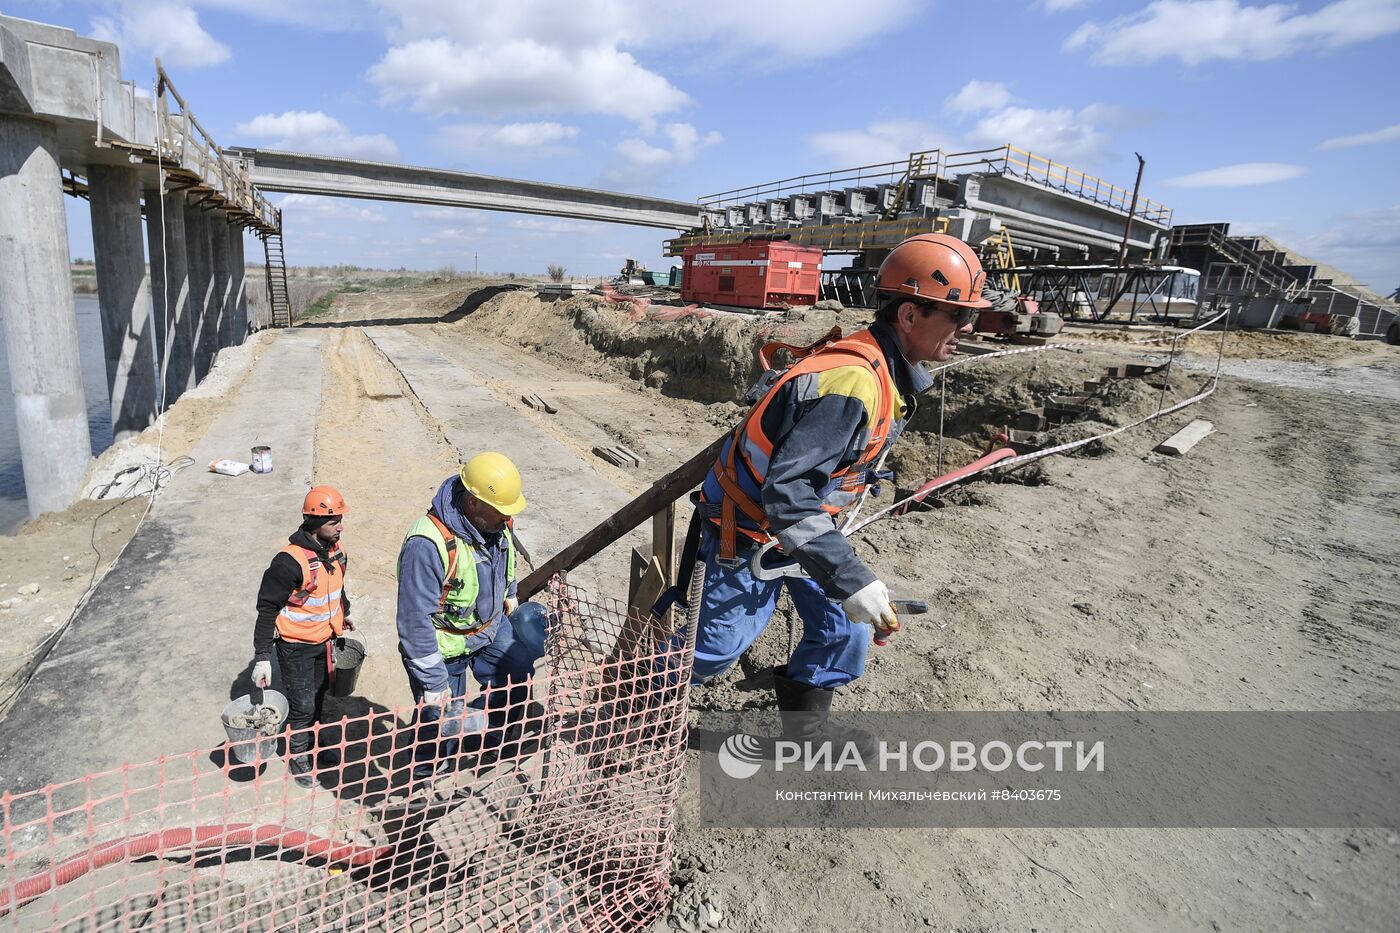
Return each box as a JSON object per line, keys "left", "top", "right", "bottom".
{"left": 288, "top": 753, "right": 314, "bottom": 789}
{"left": 771, "top": 665, "right": 877, "bottom": 759}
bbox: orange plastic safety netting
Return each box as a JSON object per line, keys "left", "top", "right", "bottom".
{"left": 0, "top": 575, "right": 699, "bottom": 932}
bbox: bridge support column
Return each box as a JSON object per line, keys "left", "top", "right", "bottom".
{"left": 148, "top": 187, "right": 192, "bottom": 406}
{"left": 185, "top": 201, "right": 213, "bottom": 385}
{"left": 0, "top": 115, "right": 91, "bottom": 518}
{"left": 89, "top": 164, "right": 158, "bottom": 442}
{"left": 230, "top": 227, "right": 248, "bottom": 340}
{"left": 209, "top": 212, "right": 231, "bottom": 352}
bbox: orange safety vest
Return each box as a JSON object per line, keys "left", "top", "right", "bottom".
{"left": 274, "top": 543, "right": 348, "bottom": 645}
{"left": 706, "top": 328, "right": 897, "bottom": 560}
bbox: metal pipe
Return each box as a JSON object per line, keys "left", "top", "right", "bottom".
{"left": 1116, "top": 152, "right": 1145, "bottom": 267}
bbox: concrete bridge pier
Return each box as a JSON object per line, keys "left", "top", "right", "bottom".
{"left": 209, "top": 214, "right": 231, "bottom": 354}
{"left": 230, "top": 229, "right": 249, "bottom": 339}
{"left": 88, "top": 164, "right": 159, "bottom": 442}
{"left": 185, "top": 201, "right": 214, "bottom": 386}
{"left": 0, "top": 114, "right": 93, "bottom": 517}
{"left": 149, "top": 188, "right": 193, "bottom": 406}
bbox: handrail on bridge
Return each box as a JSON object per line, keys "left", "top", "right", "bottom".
{"left": 698, "top": 149, "right": 942, "bottom": 209}
{"left": 944, "top": 143, "right": 1172, "bottom": 226}
{"left": 153, "top": 61, "right": 280, "bottom": 233}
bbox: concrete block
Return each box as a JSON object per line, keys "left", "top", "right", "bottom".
{"left": 1104, "top": 365, "right": 1128, "bottom": 379}
{"left": 1155, "top": 419, "right": 1214, "bottom": 456}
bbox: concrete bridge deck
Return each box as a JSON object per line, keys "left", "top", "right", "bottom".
{"left": 226, "top": 147, "right": 702, "bottom": 230}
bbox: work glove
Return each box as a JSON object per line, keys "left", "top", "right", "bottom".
{"left": 342, "top": 616, "right": 355, "bottom": 632}
{"left": 422, "top": 687, "right": 452, "bottom": 709}
{"left": 252, "top": 660, "right": 272, "bottom": 688}
{"left": 842, "top": 579, "right": 899, "bottom": 636}
{"left": 504, "top": 597, "right": 519, "bottom": 616}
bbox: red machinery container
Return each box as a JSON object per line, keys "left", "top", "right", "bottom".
{"left": 681, "top": 237, "right": 823, "bottom": 309}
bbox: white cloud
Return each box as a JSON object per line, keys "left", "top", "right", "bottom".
{"left": 439, "top": 122, "right": 579, "bottom": 153}
{"left": 601, "top": 122, "right": 722, "bottom": 187}
{"left": 367, "top": 0, "right": 915, "bottom": 122}
{"left": 944, "top": 80, "right": 1012, "bottom": 117}
{"left": 1318, "top": 123, "right": 1400, "bottom": 150}
{"left": 370, "top": 37, "right": 687, "bottom": 122}
{"left": 808, "top": 120, "right": 951, "bottom": 166}
{"left": 1040, "top": 0, "right": 1092, "bottom": 10}
{"left": 811, "top": 79, "right": 1142, "bottom": 170}
{"left": 234, "top": 111, "right": 401, "bottom": 161}
{"left": 1163, "top": 162, "right": 1306, "bottom": 187}
{"left": 89, "top": 1, "right": 230, "bottom": 70}
{"left": 970, "top": 105, "right": 1108, "bottom": 163}
{"left": 1067, "top": 0, "right": 1400, "bottom": 65}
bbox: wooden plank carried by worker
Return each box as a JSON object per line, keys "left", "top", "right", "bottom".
{"left": 1155, "top": 419, "right": 1214, "bottom": 456}
{"left": 613, "top": 551, "right": 667, "bottom": 661}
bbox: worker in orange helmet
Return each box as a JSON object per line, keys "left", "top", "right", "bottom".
{"left": 692, "top": 233, "right": 988, "bottom": 752}
{"left": 250, "top": 485, "right": 353, "bottom": 789}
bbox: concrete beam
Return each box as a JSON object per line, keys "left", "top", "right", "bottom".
{"left": 225, "top": 147, "right": 703, "bottom": 231}
{"left": 0, "top": 115, "right": 91, "bottom": 517}
{"left": 88, "top": 163, "right": 158, "bottom": 442}
{"left": 185, "top": 201, "right": 214, "bottom": 384}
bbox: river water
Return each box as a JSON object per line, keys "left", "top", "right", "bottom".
{"left": 0, "top": 296, "right": 114, "bottom": 533}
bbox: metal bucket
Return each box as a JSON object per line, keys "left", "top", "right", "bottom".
{"left": 330, "top": 635, "right": 367, "bottom": 698}
{"left": 250, "top": 446, "right": 273, "bottom": 474}
{"left": 220, "top": 689, "right": 288, "bottom": 765}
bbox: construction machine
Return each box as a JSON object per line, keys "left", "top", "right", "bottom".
{"left": 974, "top": 289, "right": 1063, "bottom": 340}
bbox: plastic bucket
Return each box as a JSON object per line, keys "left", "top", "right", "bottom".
{"left": 220, "top": 689, "right": 289, "bottom": 765}
{"left": 330, "top": 635, "right": 367, "bottom": 698}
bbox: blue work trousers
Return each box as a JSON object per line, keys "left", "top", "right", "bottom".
{"left": 406, "top": 617, "right": 538, "bottom": 766}
{"left": 690, "top": 528, "right": 871, "bottom": 689}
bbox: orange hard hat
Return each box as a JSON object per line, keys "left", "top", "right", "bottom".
{"left": 302, "top": 485, "right": 348, "bottom": 516}
{"left": 876, "top": 233, "right": 992, "bottom": 309}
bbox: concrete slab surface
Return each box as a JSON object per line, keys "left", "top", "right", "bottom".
{"left": 366, "top": 328, "right": 648, "bottom": 602}
{"left": 0, "top": 330, "right": 323, "bottom": 791}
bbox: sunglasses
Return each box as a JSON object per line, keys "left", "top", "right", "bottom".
{"left": 913, "top": 300, "right": 976, "bottom": 328}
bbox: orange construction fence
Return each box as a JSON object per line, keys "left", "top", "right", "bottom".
{"left": 0, "top": 576, "right": 699, "bottom": 932}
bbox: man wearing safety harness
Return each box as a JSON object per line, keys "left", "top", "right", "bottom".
{"left": 396, "top": 452, "right": 548, "bottom": 780}
{"left": 251, "top": 486, "right": 353, "bottom": 789}
{"left": 693, "top": 233, "right": 989, "bottom": 747}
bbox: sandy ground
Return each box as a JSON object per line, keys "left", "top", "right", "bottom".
{"left": 4, "top": 280, "right": 1397, "bottom": 931}
{"left": 321, "top": 283, "right": 1400, "bottom": 932}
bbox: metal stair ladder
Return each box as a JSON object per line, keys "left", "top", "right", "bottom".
{"left": 263, "top": 231, "right": 292, "bottom": 327}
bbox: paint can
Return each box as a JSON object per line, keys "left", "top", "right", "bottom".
{"left": 250, "top": 446, "right": 273, "bottom": 474}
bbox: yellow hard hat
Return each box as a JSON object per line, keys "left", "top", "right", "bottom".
{"left": 460, "top": 451, "right": 527, "bottom": 516}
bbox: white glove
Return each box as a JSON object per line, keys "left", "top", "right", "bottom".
{"left": 252, "top": 660, "right": 272, "bottom": 688}
{"left": 842, "top": 580, "right": 898, "bottom": 632}
{"left": 504, "top": 597, "right": 519, "bottom": 616}
{"left": 422, "top": 687, "right": 452, "bottom": 708}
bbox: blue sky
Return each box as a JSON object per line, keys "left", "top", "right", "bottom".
{"left": 10, "top": 0, "right": 1400, "bottom": 289}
